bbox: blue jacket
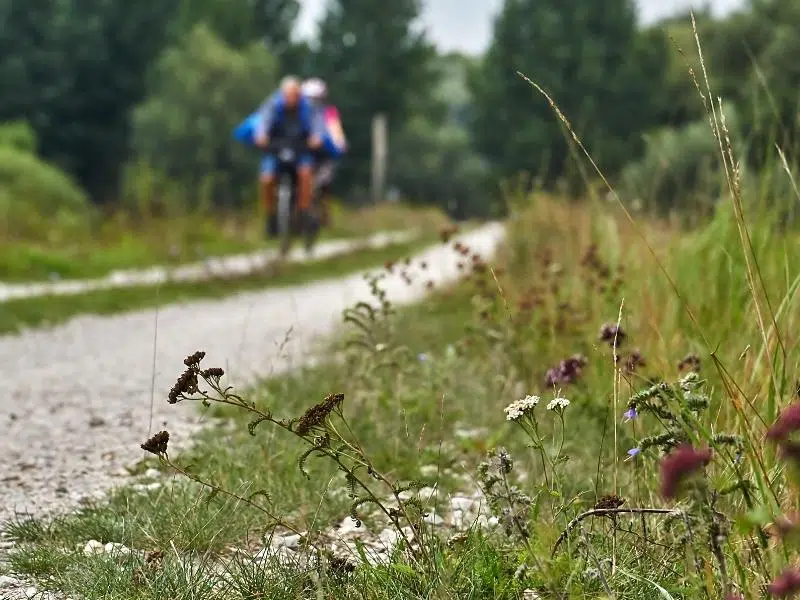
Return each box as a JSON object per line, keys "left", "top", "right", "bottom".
{"left": 232, "top": 91, "right": 324, "bottom": 147}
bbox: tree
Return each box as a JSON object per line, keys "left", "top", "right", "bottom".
{"left": 129, "top": 24, "right": 279, "bottom": 210}
{"left": 170, "top": 0, "right": 299, "bottom": 55}
{"left": 469, "top": 0, "right": 667, "bottom": 185}
{"left": 310, "top": 0, "right": 436, "bottom": 198}
{"left": 0, "top": 0, "right": 178, "bottom": 203}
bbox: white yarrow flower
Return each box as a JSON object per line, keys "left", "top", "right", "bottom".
{"left": 547, "top": 397, "right": 570, "bottom": 411}
{"left": 504, "top": 395, "right": 540, "bottom": 421}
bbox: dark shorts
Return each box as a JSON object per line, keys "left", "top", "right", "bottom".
{"left": 259, "top": 153, "right": 314, "bottom": 176}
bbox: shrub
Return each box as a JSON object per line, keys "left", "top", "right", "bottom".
{"left": 619, "top": 107, "right": 744, "bottom": 220}
{"left": 0, "top": 127, "right": 91, "bottom": 240}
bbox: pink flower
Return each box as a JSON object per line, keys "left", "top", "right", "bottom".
{"left": 659, "top": 444, "right": 712, "bottom": 500}
{"left": 768, "top": 567, "right": 800, "bottom": 597}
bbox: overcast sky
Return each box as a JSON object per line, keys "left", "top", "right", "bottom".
{"left": 295, "top": 0, "right": 746, "bottom": 54}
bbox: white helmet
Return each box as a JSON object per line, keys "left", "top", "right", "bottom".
{"left": 302, "top": 77, "right": 327, "bottom": 101}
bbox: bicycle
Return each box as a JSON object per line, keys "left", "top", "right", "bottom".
{"left": 264, "top": 138, "right": 323, "bottom": 257}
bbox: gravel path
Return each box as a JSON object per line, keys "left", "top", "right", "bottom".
{"left": 0, "top": 230, "right": 415, "bottom": 302}
{"left": 0, "top": 223, "right": 504, "bottom": 526}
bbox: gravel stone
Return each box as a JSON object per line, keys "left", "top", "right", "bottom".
{"left": 0, "top": 224, "right": 504, "bottom": 527}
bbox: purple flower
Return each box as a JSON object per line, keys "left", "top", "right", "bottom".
{"left": 625, "top": 447, "right": 641, "bottom": 460}
{"left": 623, "top": 407, "right": 637, "bottom": 421}
{"left": 417, "top": 353, "right": 429, "bottom": 362}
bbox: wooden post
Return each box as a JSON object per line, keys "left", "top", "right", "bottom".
{"left": 371, "top": 113, "right": 387, "bottom": 204}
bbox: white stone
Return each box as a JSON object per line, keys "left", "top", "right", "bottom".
{"left": 423, "top": 512, "right": 444, "bottom": 526}
{"left": 104, "top": 542, "right": 130, "bottom": 556}
{"left": 132, "top": 482, "right": 162, "bottom": 492}
{"left": 83, "top": 539, "right": 105, "bottom": 556}
{"left": 24, "top": 586, "right": 38, "bottom": 598}
{"left": 419, "top": 464, "right": 439, "bottom": 477}
{"left": 335, "top": 517, "right": 362, "bottom": 538}
{"left": 454, "top": 427, "right": 488, "bottom": 440}
{"left": 273, "top": 534, "right": 300, "bottom": 549}
{"left": 143, "top": 468, "right": 161, "bottom": 479}
{"left": 0, "top": 575, "right": 21, "bottom": 588}
{"left": 450, "top": 496, "right": 479, "bottom": 513}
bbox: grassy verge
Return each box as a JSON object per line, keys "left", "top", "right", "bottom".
{"left": 6, "top": 189, "right": 800, "bottom": 598}
{"left": 0, "top": 237, "right": 434, "bottom": 335}
{"left": 0, "top": 202, "right": 453, "bottom": 282}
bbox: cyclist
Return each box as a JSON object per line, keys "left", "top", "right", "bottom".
{"left": 254, "top": 76, "right": 325, "bottom": 238}
{"left": 301, "top": 77, "right": 347, "bottom": 227}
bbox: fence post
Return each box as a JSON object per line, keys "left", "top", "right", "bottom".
{"left": 370, "top": 113, "right": 387, "bottom": 204}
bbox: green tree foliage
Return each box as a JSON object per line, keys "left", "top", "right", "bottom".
{"left": 0, "top": 0, "right": 178, "bottom": 203}
{"left": 702, "top": 0, "right": 800, "bottom": 166}
{"left": 469, "top": 0, "right": 668, "bottom": 185}
{"left": 389, "top": 117, "right": 496, "bottom": 219}
{"left": 0, "top": 122, "right": 91, "bottom": 240}
{"left": 129, "top": 24, "right": 278, "bottom": 211}
{"left": 170, "top": 0, "right": 300, "bottom": 57}
{"left": 311, "top": 0, "right": 437, "bottom": 197}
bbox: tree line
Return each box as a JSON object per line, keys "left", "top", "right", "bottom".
{"left": 0, "top": 0, "right": 796, "bottom": 225}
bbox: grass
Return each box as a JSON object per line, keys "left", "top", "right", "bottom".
{"left": 0, "top": 237, "right": 435, "bottom": 335}
{"left": 0, "top": 201, "right": 452, "bottom": 282}
{"left": 7, "top": 32, "right": 800, "bottom": 600}
{"left": 6, "top": 186, "right": 800, "bottom": 598}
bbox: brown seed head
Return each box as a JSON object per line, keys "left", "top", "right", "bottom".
{"left": 141, "top": 431, "right": 170, "bottom": 456}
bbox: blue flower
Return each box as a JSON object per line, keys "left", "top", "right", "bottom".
{"left": 623, "top": 407, "right": 637, "bottom": 421}
{"left": 417, "top": 353, "right": 429, "bottom": 362}
{"left": 625, "top": 447, "right": 641, "bottom": 460}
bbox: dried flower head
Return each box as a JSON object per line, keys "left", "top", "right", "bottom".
{"left": 659, "top": 444, "right": 712, "bottom": 500}
{"left": 767, "top": 567, "right": 800, "bottom": 597}
{"left": 141, "top": 431, "right": 169, "bottom": 456}
{"left": 168, "top": 368, "right": 199, "bottom": 403}
{"left": 184, "top": 351, "right": 206, "bottom": 367}
{"left": 505, "top": 395, "right": 540, "bottom": 421}
{"left": 594, "top": 494, "right": 625, "bottom": 510}
{"left": 295, "top": 393, "right": 344, "bottom": 436}
{"left": 201, "top": 367, "right": 224, "bottom": 380}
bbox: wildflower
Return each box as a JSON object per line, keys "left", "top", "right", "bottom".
{"left": 678, "top": 353, "right": 701, "bottom": 372}
{"left": 766, "top": 512, "right": 800, "bottom": 540}
{"left": 659, "top": 444, "right": 712, "bottom": 500}
{"left": 505, "top": 395, "right": 540, "bottom": 422}
{"left": 417, "top": 353, "right": 429, "bottom": 362}
{"left": 140, "top": 431, "right": 169, "bottom": 456}
{"left": 546, "top": 397, "right": 570, "bottom": 412}
{"left": 544, "top": 354, "right": 588, "bottom": 387}
{"left": 623, "top": 350, "right": 645, "bottom": 373}
{"left": 599, "top": 323, "right": 626, "bottom": 348}
{"left": 623, "top": 407, "right": 637, "bottom": 421}
{"left": 767, "top": 404, "right": 800, "bottom": 442}
{"left": 767, "top": 567, "right": 800, "bottom": 597}
{"left": 625, "top": 447, "right": 641, "bottom": 460}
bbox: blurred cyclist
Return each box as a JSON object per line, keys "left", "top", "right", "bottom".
{"left": 254, "top": 76, "right": 325, "bottom": 238}
{"left": 301, "top": 77, "right": 347, "bottom": 227}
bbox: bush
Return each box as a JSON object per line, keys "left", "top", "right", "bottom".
{"left": 388, "top": 117, "right": 499, "bottom": 220}
{"left": 0, "top": 124, "right": 91, "bottom": 240}
{"left": 619, "top": 108, "right": 744, "bottom": 220}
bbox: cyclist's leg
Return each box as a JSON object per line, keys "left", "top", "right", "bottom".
{"left": 316, "top": 159, "right": 336, "bottom": 226}
{"left": 259, "top": 155, "right": 278, "bottom": 237}
{"left": 296, "top": 153, "right": 315, "bottom": 214}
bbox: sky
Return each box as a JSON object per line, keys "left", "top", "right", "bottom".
{"left": 295, "top": 0, "right": 746, "bottom": 55}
